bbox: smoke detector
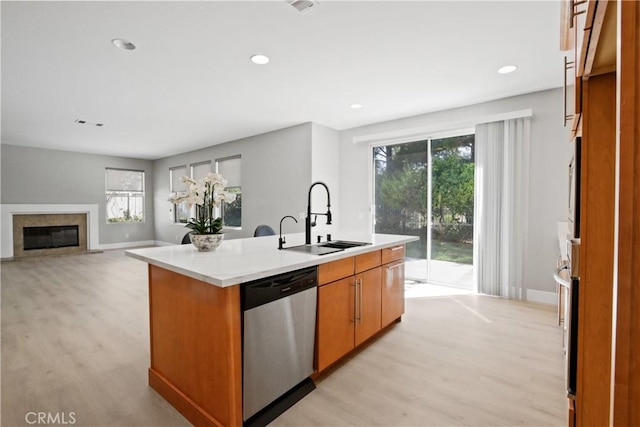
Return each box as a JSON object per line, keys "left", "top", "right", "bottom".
{"left": 288, "top": 0, "right": 318, "bottom": 13}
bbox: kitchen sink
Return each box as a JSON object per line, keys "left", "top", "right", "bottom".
{"left": 283, "top": 244, "right": 344, "bottom": 256}
{"left": 319, "top": 240, "right": 370, "bottom": 249}
{"left": 283, "top": 240, "right": 370, "bottom": 255}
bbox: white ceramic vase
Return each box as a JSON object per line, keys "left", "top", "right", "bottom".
{"left": 189, "top": 233, "right": 224, "bottom": 252}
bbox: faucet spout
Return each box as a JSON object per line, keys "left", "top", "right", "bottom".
{"left": 305, "top": 181, "right": 332, "bottom": 244}
{"left": 278, "top": 215, "right": 298, "bottom": 250}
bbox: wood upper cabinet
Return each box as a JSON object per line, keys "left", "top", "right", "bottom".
{"left": 354, "top": 267, "right": 382, "bottom": 346}
{"left": 317, "top": 276, "right": 356, "bottom": 372}
{"left": 561, "top": 0, "right": 617, "bottom": 137}
{"left": 381, "top": 260, "right": 405, "bottom": 328}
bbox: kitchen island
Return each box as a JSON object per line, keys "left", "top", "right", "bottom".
{"left": 126, "top": 232, "right": 417, "bottom": 427}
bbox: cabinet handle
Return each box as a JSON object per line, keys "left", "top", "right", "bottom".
{"left": 386, "top": 262, "right": 404, "bottom": 270}
{"left": 570, "top": 239, "right": 580, "bottom": 280}
{"left": 569, "top": 0, "right": 587, "bottom": 29}
{"left": 563, "top": 56, "right": 575, "bottom": 127}
{"left": 352, "top": 279, "right": 358, "bottom": 324}
{"left": 389, "top": 246, "right": 403, "bottom": 251}
{"left": 358, "top": 279, "right": 362, "bottom": 324}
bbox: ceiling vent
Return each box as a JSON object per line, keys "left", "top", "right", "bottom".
{"left": 288, "top": 0, "right": 318, "bottom": 13}
{"left": 75, "top": 119, "right": 104, "bottom": 127}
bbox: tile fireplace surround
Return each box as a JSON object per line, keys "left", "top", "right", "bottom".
{"left": 1, "top": 204, "right": 99, "bottom": 259}
{"left": 13, "top": 214, "right": 87, "bottom": 258}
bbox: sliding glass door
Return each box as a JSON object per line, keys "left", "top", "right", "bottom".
{"left": 373, "top": 133, "right": 475, "bottom": 289}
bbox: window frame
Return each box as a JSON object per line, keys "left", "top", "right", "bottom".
{"left": 170, "top": 165, "right": 189, "bottom": 224}
{"left": 105, "top": 167, "right": 145, "bottom": 224}
{"left": 215, "top": 155, "right": 242, "bottom": 229}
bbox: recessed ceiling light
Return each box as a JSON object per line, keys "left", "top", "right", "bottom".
{"left": 112, "top": 38, "right": 136, "bottom": 51}
{"left": 250, "top": 54, "right": 270, "bottom": 65}
{"left": 498, "top": 65, "right": 517, "bottom": 74}
{"left": 288, "top": 0, "right": 318, "bottom": 13}
{"left": 350, "top": 103, "right": 363, "bottom": 109}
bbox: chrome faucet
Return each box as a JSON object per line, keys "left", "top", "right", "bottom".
{"left": 305, "top": 182, "right": 332, "bottom": 244}
{"left": 278, "top": 215, "right": 298, "bottom": 250}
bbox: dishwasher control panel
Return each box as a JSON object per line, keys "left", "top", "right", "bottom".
{"left": 241, "top": 266, "right": 318, "bottom": 311}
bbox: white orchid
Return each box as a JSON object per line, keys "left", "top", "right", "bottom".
{"left": 168, "top": 172, "right": 237, "bottom": 234}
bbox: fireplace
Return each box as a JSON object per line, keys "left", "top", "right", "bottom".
{"left": 23, "top": 225, "right": 80, "bottom": 250}
{"left": 12, "top": 213, "right": 88, "bottom": 258}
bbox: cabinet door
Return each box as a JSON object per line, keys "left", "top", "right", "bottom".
{"left": 355, "top": 267, "right": 382, "bottom": 346}
{"left": 381, "top": 261, "right": 405, "bottom": 327}
{"left": 317, "top": 277, "right": 355, "bottom": 372}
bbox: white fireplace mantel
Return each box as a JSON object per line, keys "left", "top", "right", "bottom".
{"left": 1, "top": 204, "right": 99, "bottom": 259}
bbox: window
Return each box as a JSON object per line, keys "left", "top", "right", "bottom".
{"left": 105, "top": 168, "right": 144, "bottom": 223}
{"left": 216, "top": 156, "right": 242, "bottom": 228}
{"left": 190, "top": 161, "right": 212, "bottom": 222}
{"left": 170, "top": 165, "right": 189, "bottom": 223}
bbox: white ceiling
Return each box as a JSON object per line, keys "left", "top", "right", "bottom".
{"left": 1, "top": 1, "right": 563, "bottom": 160}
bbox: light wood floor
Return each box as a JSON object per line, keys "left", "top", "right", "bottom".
{"left": 1, "top": 250, "right": 566, "bottom": 426}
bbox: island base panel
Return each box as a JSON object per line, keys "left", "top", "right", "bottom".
{"left": 148, "top": 265, "right": 242, "bottom": 427}
{"left": 149, "top": 368, "right": 223, "bottom": 427}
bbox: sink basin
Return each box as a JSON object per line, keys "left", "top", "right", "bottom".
{"left": 319, "top": 240, "right": 370, "bottom": 249}
{"left": 282, "top": 244, "right": 344, "bottom": 256}
{"left": 282, "top": 240, "right": 370, "bottom": 255}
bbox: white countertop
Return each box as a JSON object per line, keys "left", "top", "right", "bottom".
{"left": 125, "top": 232, "right": 418, "bottom": 287}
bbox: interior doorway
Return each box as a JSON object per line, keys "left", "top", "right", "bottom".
{"left": 373, "top": 133, "right": 475, "bottom": 292}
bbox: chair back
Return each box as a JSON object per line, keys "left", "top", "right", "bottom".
{"left": 253, "top": 225, "right": 276, "bottom": 237}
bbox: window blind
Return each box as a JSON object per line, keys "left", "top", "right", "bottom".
{"left": 106, "top": 168, "right": 144, "bottom": 192}
{"left": 170, "top": 166, "right": 188, "bottom": 193}
{"left": 191, "top": 162, "right": 211, "bottom": 181}
{"left": 217, "top": 156, "right": 241, "bottom": 187}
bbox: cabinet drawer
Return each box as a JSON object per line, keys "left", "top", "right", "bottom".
{"left": 318, "top": 257, "right": 354, "bottom": 285}
{"left": 381, "top": 245, "right": 405, "bottom": 264}
{"left": 355, "top": 250, "right": 381, "bottom": 273}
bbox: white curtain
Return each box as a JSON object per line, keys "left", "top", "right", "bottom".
{"left": 474, "top": 118, "right": 530, "bottom": 298}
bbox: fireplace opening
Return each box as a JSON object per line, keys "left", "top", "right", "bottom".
{"left": 23, "top": 225, "right": 80, "bottom": 251}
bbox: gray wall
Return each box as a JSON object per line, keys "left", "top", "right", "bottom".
{"left": 310, "top": 123, "right": 340, "bottom": 236}
{"left": 153, "top": 123, "right": 313, "bottom": 244}
{"left": 0, "top": 144, "right": 155, "bottom": 244}
{"left": 1, "top": 89, "right": 572, "bottom": 298}
{"left": 338, "top": 88, "right": 572, "bottom": 296}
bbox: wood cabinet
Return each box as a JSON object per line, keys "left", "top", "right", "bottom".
{"left": 577, "top": 69, "right": 616, "bottom": 427}
{"left": 147, "top": 265, "right": 242, "bottom": 427}
{"left": 559, "top": 1, "right": 640, "bottom": 425}
{"left": 316, "top": 246, "right": 405, "bottom": 373}
{"left": 354, "top": 267, "right": 382, "bottom": 346}
{"left": 382, "top": 260, "right": 405, "bottom": 328}
{"left": 316, "top": 276, "right": 355, "bottom": 371}
{"left": 612, "top": 4, "right": 640, "bottom": 425}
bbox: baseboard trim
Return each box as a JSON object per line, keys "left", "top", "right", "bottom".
{"left": 98, "top": 240, "right": 156, "bottom": 250}
{"left": 526, "top": 289, "right": 556, "bottom": 305}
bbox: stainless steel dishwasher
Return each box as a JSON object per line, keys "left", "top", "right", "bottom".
{"left": 241, "top": 266, "right": 317, "bottom": 427}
